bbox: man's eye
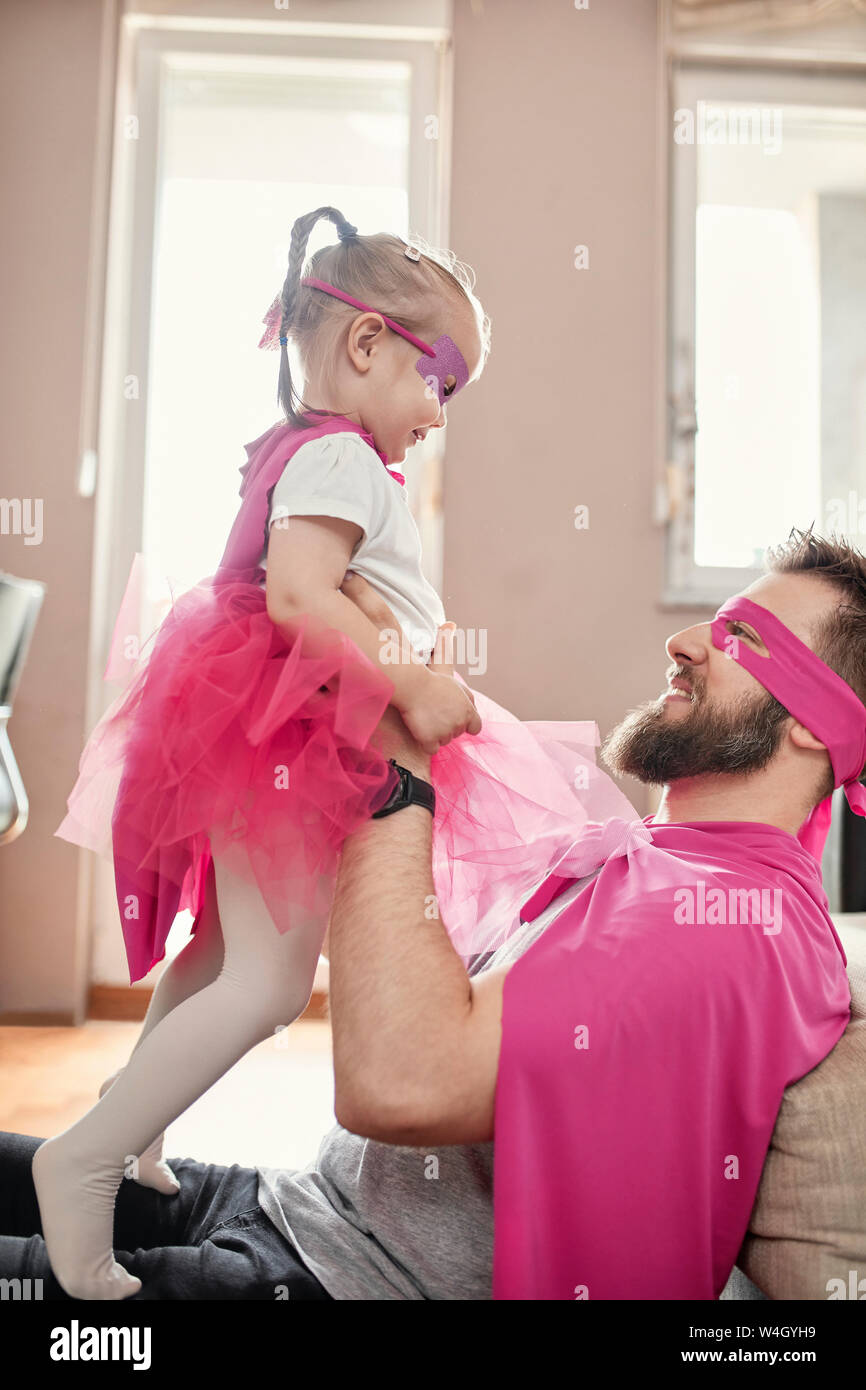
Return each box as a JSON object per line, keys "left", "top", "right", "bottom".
{"left": 443, "top": 375, "right": 456, "bottom": 397}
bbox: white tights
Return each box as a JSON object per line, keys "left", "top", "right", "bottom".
{"left": 31, "top": 843, "right": 327, "bottom": 1300}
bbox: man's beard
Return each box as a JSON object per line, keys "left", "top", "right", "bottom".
{"left": 601, "top": 680, "right": 791, "bottom": 785}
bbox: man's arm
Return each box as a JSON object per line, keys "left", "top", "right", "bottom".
{"left": 328, "top": 624, "right": 506, "bottom": 1147}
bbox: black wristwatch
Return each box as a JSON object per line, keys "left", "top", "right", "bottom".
{"left": 371, "top": 759, "right": 436, "bottom": 819}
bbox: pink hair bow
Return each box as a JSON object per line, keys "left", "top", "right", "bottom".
{"left": 258, "top": 294, "right": 284, "bottom": 351}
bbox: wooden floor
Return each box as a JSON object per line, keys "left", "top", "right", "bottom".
{"left": 0, "top": 1018, "right": 337, "bottom": 1174}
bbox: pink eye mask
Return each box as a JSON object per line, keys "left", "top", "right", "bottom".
{"left": 413, "top": 335, "right": 470, "bottom": 405}
{"left": 709, "top": 594, "right": 866, "bottom": 860}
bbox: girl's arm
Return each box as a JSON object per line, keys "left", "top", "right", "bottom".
{"left": 265, "top": 514, "right": 479, "bottom": 752}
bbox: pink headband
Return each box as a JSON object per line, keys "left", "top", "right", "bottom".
{"left": 299, "top": 278, "right": 435, "bottom": 354}
{"left": 257, "top": 281, "right": 433, "bottom": 354}
{"left": 710, "top": 595, "right": 866, "bottom": 861}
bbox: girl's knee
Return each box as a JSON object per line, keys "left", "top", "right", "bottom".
{"left": 209, "top": 847, "right": 325, "bottom": 1027}
{"left": 218, "top": 955, "right": 318, "bottom": 1033}
{"left": 258, "top": 962, "right": 318, "bottom": 1029}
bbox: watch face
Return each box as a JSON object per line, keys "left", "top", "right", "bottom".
{"left": 380, "top": 762, "right": 403, "bottom": 812}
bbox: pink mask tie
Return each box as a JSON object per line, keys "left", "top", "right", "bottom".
{"left": 709, "top": 595, "right": 866, "bottom": 861}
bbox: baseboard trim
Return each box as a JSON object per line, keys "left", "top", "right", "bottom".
{"left": 0, "top": 1011, "right": 77, "bottom": 1026}
{"left": 87, "top": 986, "right": 153, "bottom": 1022}
{"left": 0, "top": 988, "right": 329, "bottom": 1029}
{"left": 86, "top": 984, "right": 330, "bottom": 1024}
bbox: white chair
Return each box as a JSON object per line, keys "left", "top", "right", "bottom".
{"left": 0, "top": 571, "right": 45, "bottom": 844}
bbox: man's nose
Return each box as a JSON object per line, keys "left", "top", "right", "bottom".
{"left": 665, "top": 622, "right": 711, "bottom": 668}
{"left": 433, "top": 402, "right": 448, "bottom": 428}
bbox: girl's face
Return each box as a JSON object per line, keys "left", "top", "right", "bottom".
{"left": 343, "top": 300, "right": 484, "bottom": 465}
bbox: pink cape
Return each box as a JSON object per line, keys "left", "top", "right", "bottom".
{"left": 55, "top": 414, "right": 638, "bottom": 981}
{"left": 493, "top": 815, "right": 851, "bottom": 1300}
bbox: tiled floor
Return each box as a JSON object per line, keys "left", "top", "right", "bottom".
{"left": 0, "top": 1018, "right": 337, "bottom": 1174}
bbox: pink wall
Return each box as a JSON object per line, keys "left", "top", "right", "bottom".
{"left": 0, "top": 0, "right": 111, "bottom": 1020}
{"left": 445, "top": 0, "right": 679, "bottom": 812}
{"left": 2, "top": 0, "right": 702, "bottom": 1016}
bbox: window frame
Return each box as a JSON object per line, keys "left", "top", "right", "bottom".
{"left": 664, "top": 60, "right": 866, "bottom": 608}
{"left": 86, "top": 15, "right": 452, "bottom": 988}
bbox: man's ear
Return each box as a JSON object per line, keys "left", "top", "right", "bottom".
{"left": 789, "top": 720, "right": 829, "bottom": 754}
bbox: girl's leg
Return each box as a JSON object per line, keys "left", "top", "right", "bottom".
{"left": 99, "top": 855, "right": 226, "bottom": 1194}
{"left": 133, "top": 855, "right": 226, "bottom": 1046}
{"left": 31, "top": 843, "right": 327, "bottom": 1300}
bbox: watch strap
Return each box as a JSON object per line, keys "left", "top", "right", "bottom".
{"left": 371, "top": 759, "right": 436, "bottom": 818}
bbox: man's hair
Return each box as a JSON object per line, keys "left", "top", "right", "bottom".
{"left": 765, "top": 526, "right": 866, "bottom": 795}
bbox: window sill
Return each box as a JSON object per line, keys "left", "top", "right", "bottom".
{"left": 658, "top": 589, "right": 734, "bottom": 612}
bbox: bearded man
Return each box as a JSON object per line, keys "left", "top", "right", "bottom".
{"left": 321, "top": 526, "right": 858, "bottom": 1299}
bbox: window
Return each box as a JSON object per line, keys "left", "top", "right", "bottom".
{"left": 142, "top": 52, "right": 416, "bottom": 605}
{"left": 665, "top": 64, "right": 866, "bottom": 604}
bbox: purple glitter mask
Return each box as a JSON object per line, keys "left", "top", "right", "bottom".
{"left": 414, "top": 335, "right": 470, "bottom": 406}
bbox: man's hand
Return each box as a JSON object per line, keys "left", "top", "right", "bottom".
{"left": 340, "top": 571, "right": 480, "bottom": 757}
{"left": 426, "top": 621, "right": 477, "bottom": 707}
{"left": 339, "top": 570, "right": 405, "bottom": 639}
{"left": 400, "top": 651, "right": 481, "bottom": 756}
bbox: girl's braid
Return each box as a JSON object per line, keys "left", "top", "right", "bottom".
{"left": 277, "top": 206, "right": 355, "bottom": 423}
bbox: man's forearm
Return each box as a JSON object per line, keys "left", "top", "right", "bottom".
{"left": 328, "top": 755, "right": 474, "bottom": 1138}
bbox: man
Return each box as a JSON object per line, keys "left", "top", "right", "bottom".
{"left": 0, "top": 529, "right": 857, "bottom": 1300}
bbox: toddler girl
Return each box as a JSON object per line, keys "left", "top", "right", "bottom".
{"left": 38, "top": 206, "right": 632, "bottom": 1299}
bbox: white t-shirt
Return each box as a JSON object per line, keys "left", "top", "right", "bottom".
{"left": 258, "top": 430, "right": 446, "bottom": 663}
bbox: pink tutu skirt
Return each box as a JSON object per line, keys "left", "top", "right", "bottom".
{"left": 56, "top": 569, "right": 634, "bottom": 980}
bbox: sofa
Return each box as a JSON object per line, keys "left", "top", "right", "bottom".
{"left": 720, "top": 916, "right": 866, "bottom": 1300}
